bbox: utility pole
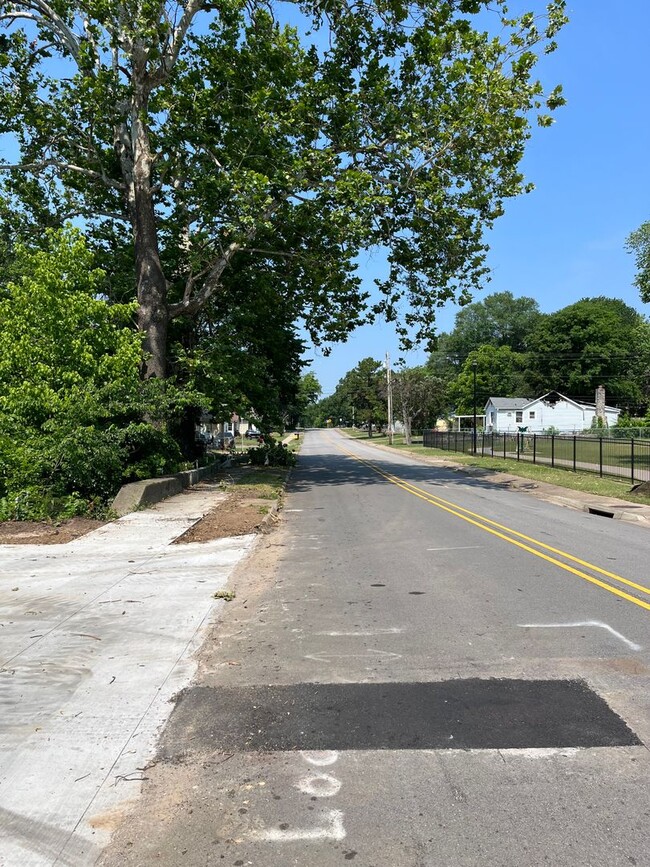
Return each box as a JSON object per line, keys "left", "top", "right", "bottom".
{"left": 386, "top": 352, "right": 394, "bottom": 445}
{"left": 472, "top": 360, "right": 478, "bottom": 453}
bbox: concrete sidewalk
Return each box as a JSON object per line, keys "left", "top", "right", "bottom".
{"left": 0, "top": 485, "right": 257, "bottom": 866}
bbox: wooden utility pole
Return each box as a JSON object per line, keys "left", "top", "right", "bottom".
{"left": 386, "top": 353, "right": 394, "bottom": 445}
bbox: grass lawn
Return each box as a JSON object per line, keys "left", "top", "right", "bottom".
{"left": 338, "top": 428, "right": 650, "bottom": 506}
{"left": 515, "top": 435, "right": 650, "bottom": 470}
{"left": 218, "top": 465, "right": 289, "bottom": 499}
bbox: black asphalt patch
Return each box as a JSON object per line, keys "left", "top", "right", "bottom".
{"left": 159, "top": 679, "right": 641, "bottom": 756}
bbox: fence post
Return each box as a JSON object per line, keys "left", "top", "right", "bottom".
{"left": 533, "top": 434, "right": 537, "bottom": 465}
{"left": 481, "top": 432, "right": 485, "bottom": 455}
{"left": 503, "top": 433, "right": 506, "bottom": 460}
{"left": 573, "top": 436, "right": 576, "bottom": 473}
{"left": 491, "top": 433, "right": 494, "bottom": 457}
{"left": 599, "top": 436, "right": 603, "bottom": 477}
{"left": 631, "top": 437, "right": 635, "bottom": 482}
{"left": 551, "top": 435, "right": 555, "bottom": 468}
{"left": 517, "top": 433, "right": 520, "bottom": 461}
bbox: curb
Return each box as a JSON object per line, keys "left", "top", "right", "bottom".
{"left": 111, "top": 459, "right": 229, "bottom": 517}
{"left": 256, "top": 465, "right": 294, "bottom": 533}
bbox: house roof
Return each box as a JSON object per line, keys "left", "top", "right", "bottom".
{"left": 485, "top": 397, "right": 533, "bottom": 410}
{"left": 485, "top": 392, "right": 621, "bottom": 414}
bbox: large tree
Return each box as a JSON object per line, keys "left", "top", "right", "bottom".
{"left": 336, "top": 357, "right": 385, "bottom": 433}
{"left": 434, "top": 290, "right": 542, "bottom": 364}
{"left": 392, "top": 365, "right": 446, "bottom": 444}
{"left": 525, "top": 297, "right": 646, "bottom": 409}
{"left": 626, "top": 221, "right": 650, "bottom": 304}
{"left": 448, "top": 344, "right": 529, "bottom": 414}
{"left": 0, "top": 0, "right": 567, "bottom": 377}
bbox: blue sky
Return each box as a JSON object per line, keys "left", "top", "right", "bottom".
{"left": 308, "top": 1, "right": 650, "bottom": 397}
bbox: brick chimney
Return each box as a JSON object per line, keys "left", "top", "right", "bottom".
{"left": 595, "top": 385, "right": 606, "bottom": 425}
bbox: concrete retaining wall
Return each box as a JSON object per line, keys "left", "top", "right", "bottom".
{"left": 111, "top": 459, "right": 229, "bottom": 517}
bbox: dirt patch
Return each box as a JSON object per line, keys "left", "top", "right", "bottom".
{"left": 175, "top": 491, "right": 275, "bottom": 542}
{"left": 0, "top": 517, "right": 106, "bottom": 545}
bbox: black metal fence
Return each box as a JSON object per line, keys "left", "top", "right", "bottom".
{"left": 422, "top": 430, "right": 650, "bottom": 483}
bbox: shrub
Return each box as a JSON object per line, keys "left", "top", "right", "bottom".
{"left": 0, "top": 230, "right": 191, "bottom": 520}
{"left": 247, "top": 437, "right": 297, "bottom": 467}
{"left": 117, "top": 423, "right": 183, "bottom": 481}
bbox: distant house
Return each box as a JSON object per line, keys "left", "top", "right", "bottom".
{"left": 483, "top": 391, "right": 621, "bottom": 434}
{"left": 196, "top": 411, "right": 259, "bottom": 443}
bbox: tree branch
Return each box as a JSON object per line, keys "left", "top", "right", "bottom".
{"left": 7, "top": 0, "right": 80, "bottom": 58}
{"left": 61, "top": 207, "right": 129, "bottom": 223}
{"left": 149, "top": 0, "right": 204, "bottom": 86}
{"left": 0, "top": 158, "right": 125, "bottom": 191}
{"left": 168, "top": 194, "right": 289, "bottom": 319}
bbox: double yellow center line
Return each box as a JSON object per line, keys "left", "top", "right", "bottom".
{"left": 332, "top": 437, "right": 650, "bottom": 612}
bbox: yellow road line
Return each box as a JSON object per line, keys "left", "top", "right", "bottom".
{"left": 330, "top": 435, "right": 650, "bottom": 612}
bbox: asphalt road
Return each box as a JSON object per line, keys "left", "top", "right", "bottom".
{"left": 102, "top": 429, "right": 650, "bottom": 867}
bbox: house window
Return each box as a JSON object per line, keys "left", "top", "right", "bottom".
{"left": 529, "top": 411, "right": 535, "bottom": 419}
{"left": 516, "top": 411, "right": 523, "bottom": 423}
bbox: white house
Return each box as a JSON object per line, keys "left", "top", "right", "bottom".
{"left": 483, "top": 391, "right": 621, "bottom": 434}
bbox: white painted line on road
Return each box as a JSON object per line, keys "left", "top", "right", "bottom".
{"left": 304, "top": 650, "right": 402, "bottom": 661}
{"left": 315, "top": 628, "right": 403, "bottom": 636}
{"left": 518, "top": 620, "right": 641, "bottom": 651}
{"left": 427, "top": 546, "right": 483, "bottom": 551}
{"left": 251, "top": 751, "right": 345, "bottom": 843}
{"left": 251, "top": 810, "right": 346, "bottom": 842}
{"left": 425, "top": 747, "right": 582, "bottom": 759}
{"left": 500, "top": 747, "right": 580, "bottom": 759}
{"left": 300, "top": 750, "right": 339, "bottom": 766}
{"left": 284, "top": 509, "right": 303, "bottom": 512}
{"left": 295, "top": 773, "right": 342, "bottom": 797}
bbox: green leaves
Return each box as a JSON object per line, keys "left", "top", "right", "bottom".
{"left": 0, "top": 228, "right": 190, "bottom": 517}
{"left": 626, "top": 221, "right": 650, "bottom": 304}
{"left": 0, "top": 0, "right": 568, "bottom": 360}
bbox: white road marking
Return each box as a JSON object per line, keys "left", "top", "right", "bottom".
{"left": 426, "top": 747, "right": 581, "bottom": 759}
{"left": 251, "top": 810, "right": 346, "bottom": 842}
{"left": 284, "top": 509, "right": 303, "bottom": 512}
{"left": 295, "top": 773, "right": 342, "bottom": 797}
{"left": 315, "top": 628, "right": 403, "bottom": 636}
{"left": 500, "top": 748, "right": 580, "bottom": 759}
{"left": 304, "top": 650, "right": 401, "bottom": 662}
{"left": 300, "top": 750, "right": 339, "bottom": 766}
{"left": 518, "top": 620, "right": 641, "bottom": 651}
{"left": 427, "top": 546, "right": 483, "bottom": 551}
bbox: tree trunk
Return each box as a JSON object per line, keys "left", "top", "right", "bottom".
{"left": 133, "top": 122, "right": 168, "bottom": 379}
{"left": 118, "top": 67, "right": 169, "bottom": 380}
{"left": 403, "top": 409, "right": 412, "bottom": 445}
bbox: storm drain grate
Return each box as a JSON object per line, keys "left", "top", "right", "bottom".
{"left": 160, "top": 679, "right": 641, "bottom": 755}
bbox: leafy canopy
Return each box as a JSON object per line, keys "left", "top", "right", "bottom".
{"left": 627, "top": 221, "right": 650, "bottom": 305}
{"left": 0, "top": 228, "right": 141, "bottom": 428}
{"left": 392, "top": 365, "right": 446, "bottom": 441}
{"left": 0, "top": 229, "right": 184, "bottom": 517}
{"left": 524, "top": 297, "right": 645, "bottom": 406}
{"left": 0, "top": 0, "right": 567, "bottom": 354}
{"left": 435, "top": 291, "right": 542, "bottom": 362}
{"left": 448, "top": 344, "right": 529, "bottom": 414}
